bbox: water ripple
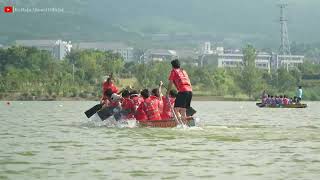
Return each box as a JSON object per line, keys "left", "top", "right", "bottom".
{"left": 0, "top": 101, "right": 319, "bottom": 179}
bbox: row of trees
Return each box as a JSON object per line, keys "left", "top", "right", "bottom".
{"left": 0, "top": 45, "right": 320, "bottom": 100}
{"left": 0, "top": 47, "right": 124, "bottom": 99}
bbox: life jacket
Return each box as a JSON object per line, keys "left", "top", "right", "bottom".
{"left": 102, "top": 82, "right": 119, "bottom": 94}
{"left": 131, "top": 95, "right": 144, "bottom": 107}
{"left": 170, "top": 68, "right": 192, "bottom": 92}
{"left": 104, "top": 97, "right": 120, "bottom": 108}
{"left": 135, "top": 103, "right": 148, "bottom": 121}
{"left": 161, "top": 96, "right": 175, "bottom": 120}
{"left": 150, "top": 95, "right": 163, "bottom": 114}
{"left": 121, "top": 98, "right": 135, "bottom": 119}
{"left": 142, "top": 97, "right": 161, "bottom": 121}
{"left": 262, "top": 97, "right": 267, "bottom": 104}
{"left": 283, "top": 98, "right": 289, "bottom": 105}
{"left": 275, "top": 98, "right": 282, "bottom": 105}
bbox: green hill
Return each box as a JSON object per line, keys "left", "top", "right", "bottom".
{"left": 1, "top": 0, "right": 319, "bottom": 48}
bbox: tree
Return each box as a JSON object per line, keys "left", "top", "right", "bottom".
{"left": 276, "top": 69, "right": 297, "bottom": 93}
{"left": 239, "top": 45, "right": 260, "bottom": 98}
{"left": 133, "top": 61, "right": 171, "bottom": 88}
{"left": 243, "top": 44, "right": 257, "bottom": 67}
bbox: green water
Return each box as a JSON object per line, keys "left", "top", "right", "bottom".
{"left": 0, "top": 101, "right": 319, "bottom": 180}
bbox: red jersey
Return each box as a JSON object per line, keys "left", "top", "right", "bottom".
{"left": 102, "top": 82, "right": 119, "bottom": 94}
{"left": 121, "top": 98, "right": 135, "bottom": 119}
{"left": 150, "top": 95, "right": 163, "bottom": 114}
{"left": 142, "top": 97, "right": 161, "bottom": 121}
{"left": 161, "top": 96, "right": 175, "bottom": 120}
{"left": 131, "top": 95, "right": 144, "bottom": 107}
{"left": 169, "top": 68, "right": 192, "bottom": 92}
{"left": 283, "top": 98, "right": 289, "bottom": 105}
{"left": 102, "top": 97, "right": 120, "bottom": 108}
{"left": 135, "top": 103, "right": 148, "bottom": 121}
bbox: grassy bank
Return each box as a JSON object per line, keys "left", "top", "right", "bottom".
{"left": 1, "top": 77, "right": 319, "bottom": 101}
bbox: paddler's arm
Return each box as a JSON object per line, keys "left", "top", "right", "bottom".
{"left": 159, "top": 81, "right": 163, "bottom": 99}
{"left": 166, "top": 80, "right": 174, "bottom": 96}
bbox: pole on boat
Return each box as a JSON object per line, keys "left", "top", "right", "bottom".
{"left": 163, "top": 84, "right": 188, "bottom": 127}
{"left": 167, "top": 96, "right": 187, "bottom": 128}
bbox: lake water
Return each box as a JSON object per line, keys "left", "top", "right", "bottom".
{"left": 0, "top": 101, "right": 319, "bottom": 180}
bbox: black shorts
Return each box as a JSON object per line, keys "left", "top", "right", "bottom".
{"left": 174, "top": 91, "right": 192, "bottom": 109}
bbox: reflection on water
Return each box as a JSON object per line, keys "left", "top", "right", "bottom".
{"left": 0, "top": 101, "right": 319, "bottom": 179}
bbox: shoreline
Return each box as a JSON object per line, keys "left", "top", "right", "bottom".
{"left": 0, "top": 95, "right": 261, "bottom": 102}
{"left": 1, "top": 94, "right": 317, "bottom": 102}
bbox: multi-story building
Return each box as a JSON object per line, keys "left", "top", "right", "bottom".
{"left": 53, "top": 40, "right": 72, "bottom": 60}
{"left": 15, "top": 40, "right": 72, "bottom": 60}
{"left": 199, "top": 42, "right": 304, "bottom": 70}
{"left": 217, "top": 53, "right": 271, "bottom": 70}
{"left": 255, "top": 54, "right": 272, "bottom": 70}
{"left": 202, "top": 42, "right": 214, "bottom": 55}
{"left": 216, "top": 52, "right": 304, "bottom": 71}
{"left": 75, "top": 42, "right": 134, "bottom": 62}
{"left": 273, "top": 55, "right": 304, "bottom": 69}
{"left": 217, "top": 53, "right": 243, "bottom": 67}
{"left": 144, "top": 49, "right": 178, "bottom": 62}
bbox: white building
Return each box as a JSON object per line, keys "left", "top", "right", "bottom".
{"left": 15, "top": 40, "right": 72, "bottom": 60}
{"left": 203, "top": 42, "right": 214, "bottom": 55}
{"left": 275, "top": 55, "right": 304, "bottom": 69}
{"left": 255, "top": 54, "right": 272, "bottom": 70}
{"left": 53, "top": 40, "right": 72, "bottom": 60}
{"left": 218, "top": 53, "right": 243, "bottom": 67}
{"left": 216, "top": 47, "right": 224, "bottom": 54}
{"left": 144, "top": 49, "right": 178, "bottom": 62}
{"left": 76, "top": 42, "right": 134, "bottom": 62}
{"left": 217, "top": 53, "right": 271, "bottom": 71}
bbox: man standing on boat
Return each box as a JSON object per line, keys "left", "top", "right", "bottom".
{"left": 297, "top": 86, "right": 303, "bottom": 103}
{"left": 166, "top": 59, "right": 192, "bottom": 121}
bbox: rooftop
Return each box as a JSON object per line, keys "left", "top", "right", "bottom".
{"left": 146, "top": 49, "right": 177, "bottom": 56}
{"left": 15, "top": 40, "right": 58, "bottom": 47}
{"left": 76, "top": 42, "right": 132, "bottom": 50}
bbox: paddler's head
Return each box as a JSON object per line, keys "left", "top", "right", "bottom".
{"left": 151, "top": 88, "right": 160, "bottom": 97}
{"left": 107, "top": 77, "right": 112, "bottom": 84}
{"left": 141, "top": 89, "right": 150, "bottom": 99}
{"left": 171, "top": 59, "right": 180, "bottom": 69}
{"left": 122, "top": 89, "right": 130, "bottom": 98}
{"left": 169, "top": 89, "right": 178, "bottom": 98}
{"left": 104, "top": 88, "right": 113, "bottom": 98}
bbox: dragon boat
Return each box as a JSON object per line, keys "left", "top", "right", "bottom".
{"left": 256, "top": 103, "right": 307, "bottom": 108}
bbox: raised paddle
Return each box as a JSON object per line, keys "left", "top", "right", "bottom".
{"left": 84, "top": 103, "right": 103, "bottom": 118}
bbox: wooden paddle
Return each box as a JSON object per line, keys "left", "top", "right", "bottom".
{"left": 84, "top": 103, "right": 103, "bottom": 118}
{"left": 84, "top": 86, "right": 125, "bottom": 119}
{"left": 167, "top": 96, "right": 186, "bottom": 127}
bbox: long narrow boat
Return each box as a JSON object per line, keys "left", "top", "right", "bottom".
{"left": 138, "top": 117, "right": 196, "bottom": 128}
{"left": 256, "top": 103, "right": 307, "bottom": 108}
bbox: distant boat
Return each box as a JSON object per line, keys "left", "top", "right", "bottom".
{"left": 256, "top": 103, "right": 307, "bottom": 108}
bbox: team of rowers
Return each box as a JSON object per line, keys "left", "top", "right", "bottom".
{"left": 99, "top": 59, "right": 193, "bottom": 122}
{"left": 260, "top": 86, "right": 303, "bottom": 106}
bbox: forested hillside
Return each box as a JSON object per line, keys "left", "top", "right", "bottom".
{"left": 1, "top": 0, "right": 319, "bottom": 47}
